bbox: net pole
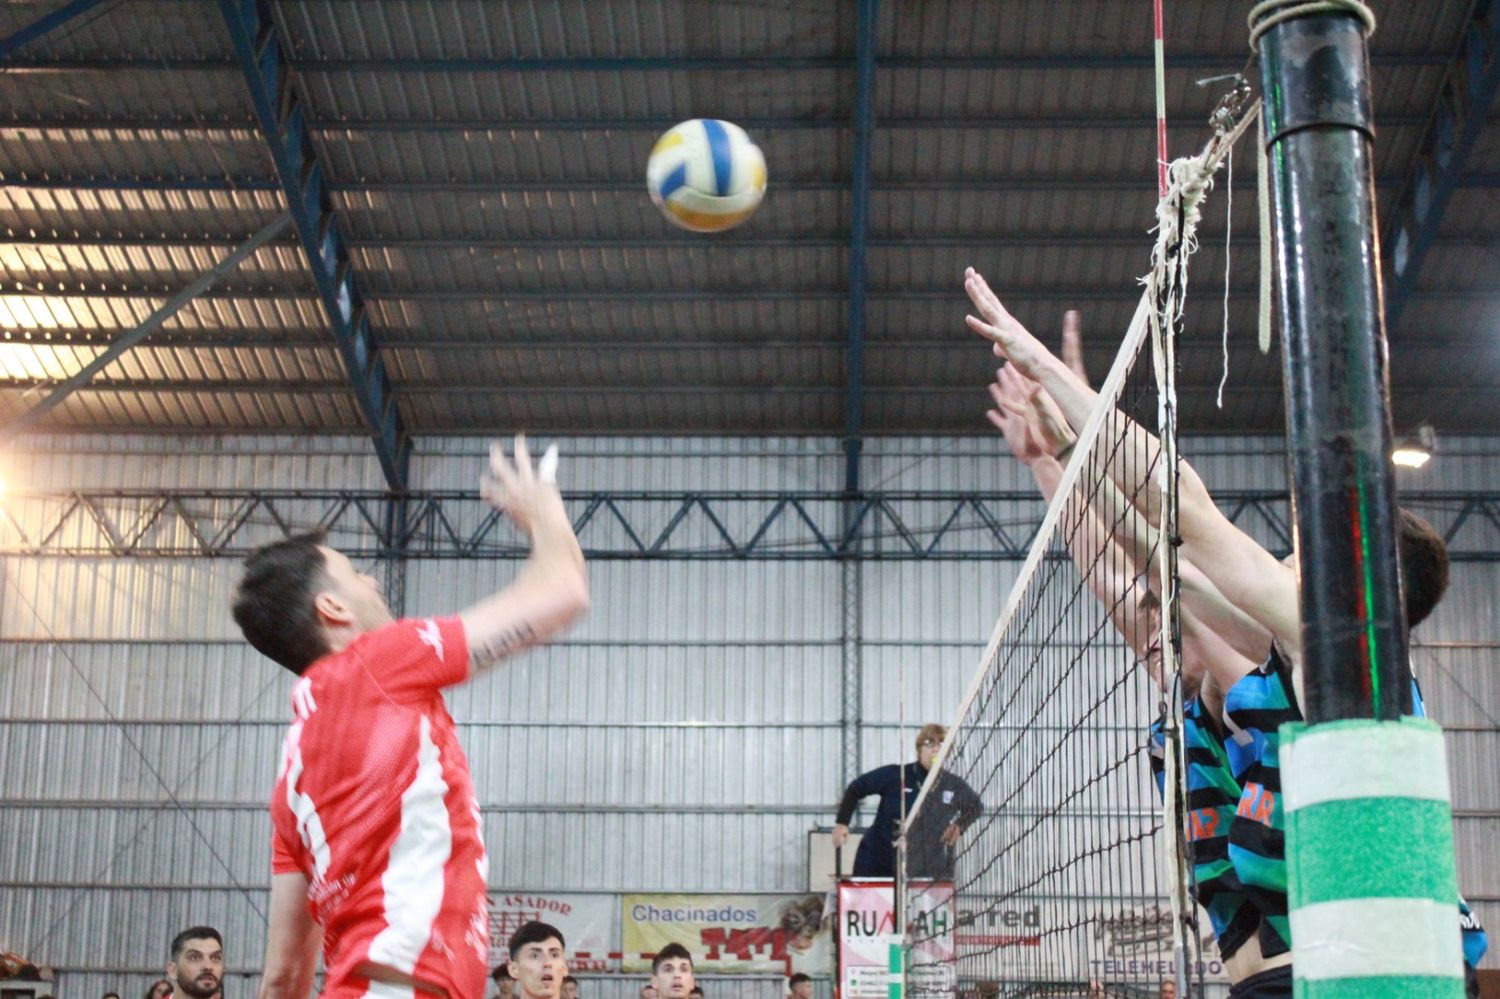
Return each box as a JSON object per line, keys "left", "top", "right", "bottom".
{"left": 1254, "top": 2, "right": 1407, "bottom": 720}
{"left": 1253, "top": 5, "right": 1465, "bottom": 997}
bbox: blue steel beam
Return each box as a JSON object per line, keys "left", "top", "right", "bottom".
{"left": 0, "top": 0, "right": 115, "bottom": 60}
{"left": 12, "top": 287, "right": 1494, "bottom": 303}
{"left": 216, "top": 0, "right": 409, "bottom": 489}
{"left": 22, "top": 112, "right": 1436, "bottom": 132}
{"left": 0, "top": 174, "right": 1431, "bottom": 194}
{"left": 1385, "top": 0, "right": 1500, "bottom": 325}
{"left": 0, "top": 51, "right": 1450, "bottom": 71}
{"left": 844, "top": 0, "right": 877, "bottom": 497}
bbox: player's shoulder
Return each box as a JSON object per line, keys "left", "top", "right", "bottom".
{"left": 345, "top": 615, "right": 456, "bottom": 656}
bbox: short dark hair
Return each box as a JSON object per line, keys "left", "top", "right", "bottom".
{"left": 170, "top": 926, "right": 222, "bottom": 960}
{"left": 651, "top": 943, "right": 693, "bottom": 974}
{"left": 689, "top": 989, "right": 703, "bottom": 997}
{"left": 508, "top": 920, "right": 565, "bottom": 958}
{"left": 492, "top": 964, "right": 515, "bottom": 984}
{"left": 232, "top": 530, "right": 331, "bottom": 675}
{"left": 104, "top": 993, "right": 121, "bottom": 999}
{"left": 563, "top": 977, "right": 579, "bottom": 986}
{"left": 789, "top": 975, "right": 812, "bottom": 987}
{"left": 1398, "top": 509, "right": 1449, "bottom": 629}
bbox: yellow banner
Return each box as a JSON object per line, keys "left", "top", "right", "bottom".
{"left": 621, "top": 893, "right": 834, "bottom": 975}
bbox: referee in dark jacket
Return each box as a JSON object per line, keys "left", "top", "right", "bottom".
{"left": 832, "top": 723, "right": 982, "bottom": 879}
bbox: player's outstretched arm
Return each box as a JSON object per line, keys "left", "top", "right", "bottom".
{"left": 460, "top": 435, "right": 590, "bottom": 672}
{"left": 260, "top": 871, "right": 321, "bottom": 999}
{"left": 990, "top": 363, "right": 1153, "bottom": 664}
{"left": 964, "top": 266, "right": 1300, "bottom": 661}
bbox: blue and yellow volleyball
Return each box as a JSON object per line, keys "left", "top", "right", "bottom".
{"left": 646, "top": 119, "right": 767, "bottom": 233}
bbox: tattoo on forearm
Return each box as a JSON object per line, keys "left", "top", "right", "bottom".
{"left": 472, "top": 621, "right": 537, "bottom": 667}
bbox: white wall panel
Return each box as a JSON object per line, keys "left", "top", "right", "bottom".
{"left": 1, "top": 432, "right": 1496, "bottom": 984}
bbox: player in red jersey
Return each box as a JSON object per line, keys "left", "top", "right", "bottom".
{"left": 232, "top": 437, "right": 590, "bottom": 999}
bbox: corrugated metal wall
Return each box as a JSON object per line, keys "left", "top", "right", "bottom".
{"left": 1, "top": 434, "right": 1496, "bottom": 999}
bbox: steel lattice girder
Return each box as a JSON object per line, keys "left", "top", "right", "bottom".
{"left": 1, "top": 489, "right": 1497, "bottom": 561}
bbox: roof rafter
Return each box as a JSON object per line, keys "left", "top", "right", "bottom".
{"left": 216, "top": 0, "right": 409, "bottom": 489}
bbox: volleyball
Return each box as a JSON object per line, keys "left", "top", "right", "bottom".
{"left": 646, "top": 118, "right": 767, "bottom": 233}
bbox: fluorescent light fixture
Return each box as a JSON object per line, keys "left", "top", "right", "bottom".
{"left": 1391, "top": 425, "right": 1436, "bottom": 469}
{"left": 1392, "top": 448, "right": 1431, "bottom": 468}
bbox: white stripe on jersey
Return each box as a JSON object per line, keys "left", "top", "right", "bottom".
{"left": 286, "top": 738, "right": 331, "bottom": 878}
{"left": 366, "top": 715, "right": 453, "bottom": 973}
{"left": 363, "top": 980, "right": 416, "bottom": 999}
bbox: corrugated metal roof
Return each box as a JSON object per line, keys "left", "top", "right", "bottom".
{"left": 0, "top": 0, "right": 1493, "bottom": 437}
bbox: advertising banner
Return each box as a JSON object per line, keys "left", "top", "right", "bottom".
{"left": 837, "top": 880, "right": 896, "bottom": 999}
{"left": 942, "top": 896, "right": 1228, "bottom": 987}
{"left": 622, "top": 893, "right": 835, "bottom": 975}
{"left": 489, "top": 892, "right": 617, "bottom": 971}
{"left": 906, "top": 882, "right": 957, "bottom": 999}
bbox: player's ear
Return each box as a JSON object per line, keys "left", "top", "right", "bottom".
{"left": 313, "top": 588, "right": 354, "bottom": 626}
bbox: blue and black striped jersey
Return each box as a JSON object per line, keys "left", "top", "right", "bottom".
{"left": 1150, "top": 695, "right": 1261, "bottom": 959}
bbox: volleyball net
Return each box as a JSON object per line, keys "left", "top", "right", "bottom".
{"left": 902, "top": 105, "right": 1259, "bottom": 999}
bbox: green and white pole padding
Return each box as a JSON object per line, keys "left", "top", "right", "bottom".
{"left": 1282, "top": 717, "right": 1465, "bottom": 998}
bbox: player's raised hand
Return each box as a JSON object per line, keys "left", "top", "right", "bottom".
{"left": 964, "top": 267, "right": 1055, "bottom": 379}
{"left": 480, "top": 434, "right": 565, "bottom": 535}
{"left": 1061, "top": 310, "right": 1088, "bottom": 385}
{"left": 1012, "top": 365, "right": 1078, "bottom": 460}
{"left": 987, "top": 366, "right": 1044, "bottom": 466}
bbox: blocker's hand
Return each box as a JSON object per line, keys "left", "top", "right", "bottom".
{"left": 987, "top": 365, "right": 1045, "bottom": 466}
{"left": 964, "top": 267, "right": 1055, "bottom": 380}
{"left": 481, "top": 433, "right": 564, "bottom": 536}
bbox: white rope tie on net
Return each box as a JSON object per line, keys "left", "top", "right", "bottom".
{"left": 1258, "top": 107, "right": 1274, "bottom": 353}
{"left": 1248, "top": 0, "right": 1376, "bottom": 49}
{"left": 1218, "top": 141, "right": 1234, "bottom": 408}
{"left": 1142, "top": 96, "right": 1261, "bottom": 976}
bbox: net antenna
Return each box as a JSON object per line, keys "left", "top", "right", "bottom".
{"left": 901, "top": 96, "right": 1262, "bottom": 998}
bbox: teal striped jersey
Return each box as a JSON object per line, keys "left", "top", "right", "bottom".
{"left": 1223, "top": 646, "right": 1488, "bottom": 968}
{"left": 1222, "top": 645, "right": 1299, "bottom": 955}
{"left": 1150, "top": 695, "right": 1261, "bottom": 958}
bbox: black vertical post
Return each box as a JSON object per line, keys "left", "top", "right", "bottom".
{"left": 1255, "top": 7, "right": 1411, "bottom": 722}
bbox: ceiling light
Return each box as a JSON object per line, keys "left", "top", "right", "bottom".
{"left": 1392, "top": 425, "right": 1436, "bottom": 469}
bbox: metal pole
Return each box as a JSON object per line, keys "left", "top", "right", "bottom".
{"left": 1256, "top": 7, "right": 1410, "bottom": 722}
{"left": 1258, "top": 7, "right": 1465, "bottom": 997}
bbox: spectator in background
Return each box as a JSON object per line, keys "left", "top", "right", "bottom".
{"left": 103, "top": 992, "right": 122, "bottom": 999}
{"left": 144, "top": 978, "right": 173, "bottom": 999}
{"left": 492, "top": 962, "right": 518, "bottom": 999}
{"left": 507, "top": 921, "right": 569, "bottom": 999}
{"left": 688, "top": 987, "right": 703, "bottom": 999}
{"left": 1158, "top": 981, "right": 1177, "bottom": 999}
{"left": 650, "top": 945, "right": 695, "bottom": 999}
{"left": 640, "top": 984, "right": 658, "bottom": 999}
{"left": 167, "top": 927, "right": 223, "bottom": 999}
{"left": 787, "top": 974, "right": 813, "bottom": 999}
{"left": 831, "top": 724, "right": 982, "bottom": 879}
{"left": 561, "top": 975, "right": 580, "bottom": 999}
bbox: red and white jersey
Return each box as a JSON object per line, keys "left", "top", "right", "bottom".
{"left": 270, "top": 616, "right": 490, "bottom": 999}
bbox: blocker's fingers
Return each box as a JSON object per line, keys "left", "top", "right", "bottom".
{"left": 967, "top": 314, "right": 1003, "bottom": 345}
{"left": 1062, "top": 310, "right": 1087, "bottom": 383}
{"left": 513, "top": 433, "right": 533, "bottom": 478}
{"left": 488, "top": 441, "right": 519, "bottom": 492}
{"left": 538, "top": 443, "right": 559, "bottom": 484}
